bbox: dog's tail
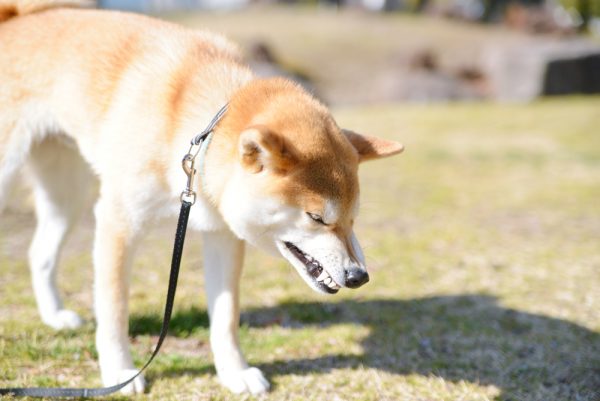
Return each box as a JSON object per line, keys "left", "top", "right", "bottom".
{"left": 0, "top": 0, "right": 94, "bottom": 22}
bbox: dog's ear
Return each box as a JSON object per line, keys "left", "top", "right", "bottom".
{"left": 342, "top": 129, "right": 404, "bottom": 162}
{"left": 239, "top": 125, "right": 298, "bottom": 174}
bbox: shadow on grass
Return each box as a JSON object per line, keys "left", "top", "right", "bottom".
{"left": 130, "top": 294, "right": 600, "bottom": 401}
{"left": 130, "top": 308, "right": 209, "bottom": 337}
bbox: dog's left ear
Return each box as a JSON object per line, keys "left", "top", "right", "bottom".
{"left": 342, "top": 129, "right": 404, "bottom": 162}
{"left": 239, "top": 125, "right": 298, "bottom": 174}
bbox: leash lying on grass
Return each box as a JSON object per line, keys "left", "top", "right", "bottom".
{"left": 0, "top": 105, "right": 227, "bottom": 398}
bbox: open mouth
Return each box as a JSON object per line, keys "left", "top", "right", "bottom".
{"left": 284, "top": 242, "right": 340, "bottom": 294}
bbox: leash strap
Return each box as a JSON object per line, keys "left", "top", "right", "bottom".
{"left": 0, "top": 200, "right": 192, "bottom": 398}
{"left": 191, "top": 104, "right": 228, "bottom": 146}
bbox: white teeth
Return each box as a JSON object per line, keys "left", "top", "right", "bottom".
{"left": 317, "top": 271, "right": 329, "bottom": 281}
{"left": 315, "top": 270, "right": 339, "bottom": 290}
{"left": 325, "top": 279, "right": 340, "bottom": 290}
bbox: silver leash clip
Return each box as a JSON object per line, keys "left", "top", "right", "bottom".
{"left": 180, "top": 104, "right": 228, "bottom": 206}
{"left": 180, "top": 153, "right": 197, "bottom": 205}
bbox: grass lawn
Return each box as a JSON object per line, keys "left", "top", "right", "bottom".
{"left": 1, "top": 98, "right": 599, "bottom": 400}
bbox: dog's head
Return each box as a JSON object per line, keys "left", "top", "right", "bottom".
{"left": 213, "top": 79, "right": 403, "bottom": 294}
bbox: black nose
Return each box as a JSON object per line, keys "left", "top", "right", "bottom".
{"left": 345, "top": 268, "right": 369, "bottom": 289}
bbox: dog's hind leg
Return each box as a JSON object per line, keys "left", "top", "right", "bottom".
{"left": 0, "top": 159, "right": 18, "bottom": 213}
{"left": 27, "top": 136, "right": 94, "bottom": 330}
{"left": 203, "top": 230, "right": 270, "bottom": 394}
{"left": 0, "top": 118, "right": 29, "bottom": 212}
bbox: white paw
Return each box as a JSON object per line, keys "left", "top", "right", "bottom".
{"left": 218, "top": 367, "right": 270, "bottom": 394}
{"left": 102, "top": 368, "right": 146, "bottom": 395}
{"left": 44, "top": 309, "right": 84, "bottom": 330}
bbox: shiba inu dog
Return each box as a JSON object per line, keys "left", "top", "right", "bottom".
{"left": 0, "top": 0, "right": 403, "bottom": 394}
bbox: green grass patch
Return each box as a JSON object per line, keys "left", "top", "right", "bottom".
{"left": 1, "top": 98, "right": 599, "bottom": 400}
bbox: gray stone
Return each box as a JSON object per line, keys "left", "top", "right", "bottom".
{"left": 483, "top": 38, "right": 600, "bottom": 101}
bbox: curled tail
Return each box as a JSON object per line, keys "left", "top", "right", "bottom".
{"left": 0, "top": 0, "right": 94, "bottom": 22}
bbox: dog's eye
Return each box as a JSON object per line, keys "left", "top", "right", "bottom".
{"left": 306, "top": 212, "right": 327, "bottom": 225}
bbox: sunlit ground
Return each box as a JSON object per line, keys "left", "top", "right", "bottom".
{"left": 1, "top": 98, "right": 599, "bottom": 401}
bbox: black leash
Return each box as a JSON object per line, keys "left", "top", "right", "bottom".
{"left": 0, "top": 201, "right": 191, "bottom": 398}
{"left": 0, "top": 105, "right": 228, "bottom": 398}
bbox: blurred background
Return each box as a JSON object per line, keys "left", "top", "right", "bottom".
{"left": 96, "top": 0, "right": 600, "bottom": 105}
{"left": 1, "top": 1, "right": 599, "bottom": 400}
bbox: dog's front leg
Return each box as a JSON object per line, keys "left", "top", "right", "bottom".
{"left": 93, "top": 197, "right": 145, "bottom": 395}
{"left": 203, "top": 230, "right": 270, "bottom": 394}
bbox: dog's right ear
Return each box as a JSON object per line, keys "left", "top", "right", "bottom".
{"left": 342, "top": 129, "right": 404, "bottom": 162}
{"left": 239, "top": 126, "right": 298, "bottom": 174}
